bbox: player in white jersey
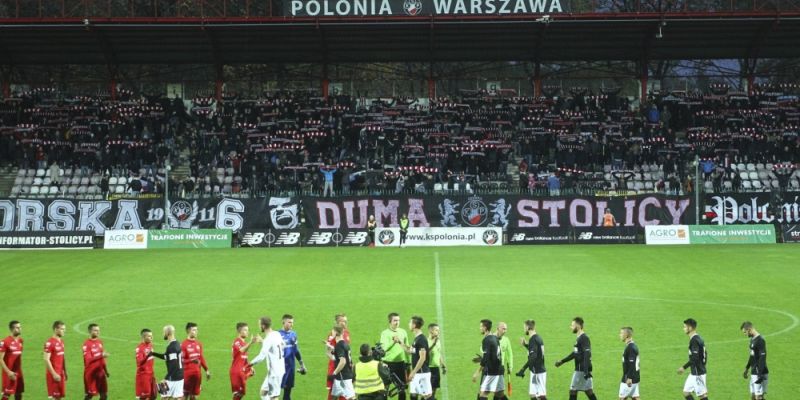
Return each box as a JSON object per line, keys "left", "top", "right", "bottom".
{"left": 248, "top": 317, "right": 286, "bottom": 400}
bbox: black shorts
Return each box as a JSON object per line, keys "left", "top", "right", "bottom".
{"left": 430, "top": 367, "right": 441, "bottom": 389}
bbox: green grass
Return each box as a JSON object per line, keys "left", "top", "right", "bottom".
{"left": 1, "top": 245, "right": 798, "bottom": 399}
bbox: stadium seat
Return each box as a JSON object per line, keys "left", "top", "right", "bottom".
{"left": 30, "top": 186, "right": 40, "bottom": 195}
{"left": 80, "top": 177, "right": 90, "bottom": 185}
{"left": 736, "top": 163, "right": 746, "bottom": 171}
{"left": 204, "top": 185, "right": 212, "bottom": 193}
{"left": 742, "top": 181, "right": 752, "bottom": 190}
{"left": 791, "top": 180, "right": 800, "bottom": 189}
{"left": 634, "top": 181, "right": 644, "bottom": 191}
{"left": 626, "top": 181, "right": 635, "bottom": 190}
{"left": 48, "top": 186, "right": 58, "bottom": 195}
{"left": 88, "top": 186, "right": 99, "bottom": 194}
{"left": 757, "top": 171, "right": 768, "bottom": 180}
{"left": 25, "top": 169, "right": 35, "bottom": 177}
{"left": 645, "top": 181, "right": 654, "bottom": 190}
{"left": 225, "top": 167, "right": 234, "bottom": 176}
{"left": 756, "top": 163, "right": 765, "bottom": 171}
{"left": 11, "top": 186, "right": 20, "bottom": 196}
{"left": 118, "top": 177, "right": 127, "bottom": 186}
{"left": 67, "top": 186, "right": 78, "bottom": 195}
{"left": 64, "top": 168, "right": 73, "bottom": 176}
{"left": 770, "top": 180, "right": 780, "bottom": 189}
{"left": 739, "top": 171, "right": 749, "bottom": 180}
{"left": 16, "top": 169, "right": 25, "bottom": 176}
{"left": 748, "top": 171, "right": 758, "bottom": 180}
{"left": 765, "top": 163, "right": 774, "bottom": 171}
{"left": 43, "top": 177, "right": 51, "bottom": 186}
{"left": 453, "top": 183, "right": 460, "bottom": 191}
{"left": 90, "top": 176, "right": 101, "bottom": 185}
{"left": 13, "top": 176, "right": 23, "bottom": 185}
{"left": 751, "top": 180, "right": 762, "bottom": 190}
{"left": 23, "top": 177, "right": 33, "bottom": 185}
{"left": 216, "top": 168, "right": 225, "bottom": 176}
{"left": 77, "top": 186, "right": 87, "bottom": 194}
{"left": 33, "top": 177, "right": 43, "bottom": 186}
{"left": 746, "top": 163, "right": 756, "bottom": 171}
{"left": 223, "top": 184, "right": 232, "bottom": 193}
{"left": 114, "top": 185, "right": 125, "bottom": 194}
{"left": 35, "top": 168, "right": 45, "bottom": 177}
{"left": 213, "top": 185, "right": 221, "bottom": 194}
{"left": 703, "top": 181, "right": 713, "bottom": 192}
{"left": 224, "top": 176, "right": 233, "bottom": 184}
{"left": 59, "top": 168, "right": 65, "bottom": 177}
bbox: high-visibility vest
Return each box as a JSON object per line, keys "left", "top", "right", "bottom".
{"left": 354, "top": 360, "right": 385, "bottom": 394}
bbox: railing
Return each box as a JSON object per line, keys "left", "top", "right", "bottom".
{"left": 0, "top": 0, "right": 797, "bottom": 19}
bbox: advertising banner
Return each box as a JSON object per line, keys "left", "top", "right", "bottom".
{"left": 239, "top": 229, "right": 369, "bottom": 247}
{"left": 645, "top": 225, "right": 690, "bottom": 245}
{"left": 782, "top": 224, "right": 800, "bottom": 243}
{"left": 147, "top": 229, "right": 232, "bottom": 249}
{"left": 507, "top": 227, "right": 571, "bottom": 244}
{"left": 573, "top": 227, "right": 640, "bottom": 244}
{"left": 688, "top": 225, "right": 776, "bottom": 244}
{"left": 374, "top": 227, "right": 502, "bottom": 247}
{"left": 104, "top": 229, "right": 148, "bottom": 249}
{"left": 305, "top": 194, "right": 693, "bottom": 230}
{"left": 0, "top": 231, "right": 95, "bottom": 250}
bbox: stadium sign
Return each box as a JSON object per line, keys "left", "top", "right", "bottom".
{"left": 374, "top": 227, "right": 502, "bottom": 247}
{"left": 147, "top": 229, "right": 232, "bottom": 249}
{"left": 305, "top": 194, "right": 693, "bottom": 230}
{"left": 286, "top": 0, "right": 566, "bottom": 16}
{"left": 644, "top": 225, "right": 690, "bottom": 245}
{"left": 0, "top": 231, "right": 95, "bottom": 250}
{"left": 573, "top": 227, "right": 639, "bottom": 244}
{"left": 782, "top": 224, "right": 800, "bottom": 243}
{"left": 507, "top": 227, "right": 571, "bottom": 244}
{"left": 688, "top": 225, "right": 776, "bottom": 244}
{"left": 104, "top": 229, "right": 148, "bottom": 249}
{"left": 239, "top": 229, "right": 369, "bottom": 247}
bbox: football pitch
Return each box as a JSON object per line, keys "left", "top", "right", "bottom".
{"left": 2, "top": 245, "right": 798, "bottom": 399}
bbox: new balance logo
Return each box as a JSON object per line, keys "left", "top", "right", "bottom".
{"left": 275, "top": 232, "right": 300, "bottom": 245}
{"left": 306, "top": 232, "right": 333, "bottom": 245}
{"left": 511, "top": 233, "right": 526, "bottom": 241}
{"left": 578, "top": 232, "right": 593, "bottom": 240}
{"left": 341, "top": 232, "right": 368, "bottom": 244}
{"left": 241, "top": 232, "right": 264, "bottom": 245}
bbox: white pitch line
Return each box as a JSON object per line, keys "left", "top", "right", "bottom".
{"left": 434, "top": 251, "right": 449, "bottom": 400}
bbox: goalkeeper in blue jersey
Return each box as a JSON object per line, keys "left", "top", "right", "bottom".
{"left": 279, "top": 314, "right": 307, "bottom": 400}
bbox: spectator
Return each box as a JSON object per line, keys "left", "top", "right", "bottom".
{"left": 548, "top": 173, "right": 560, "bottom": 196}
{"left": 48, "top": 161, "right": 60, "bottom": 187}
{"left": 320, "top": 165, "right": 337, "bottom": 197}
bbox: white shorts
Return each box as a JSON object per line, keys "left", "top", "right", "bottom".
{"left": 683, "top": 374, "right": 707, "bottom": 396}
{"left": 409, "top": 372, "right": 432, "bottom": 395}
{"left": 261, "top": 374, "right": 282, "bottom": 398}
{"left": 331, "top": 379, "right": 355, "bottom": 399}
{"left": 529, "top": 372, "right": 547, "bottom": 397}
{"left": 750, "top": 375, "right": 768, "bottom": 396}
{"left": 570, "top": 371, "right": 593, "bottom": 391}
{"left": 480, "top": 374, "right": 504, "bottom": 393}
{"left": 162, "top": 379, "right": 183, "bottom": 398}
{"left": 618, "top": 382, "right": 640, "bottom": 398}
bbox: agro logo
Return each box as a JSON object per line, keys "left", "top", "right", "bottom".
{"left": 482, "top": 229, "right": 499, "bottom": 245}
{"left": 461, "top": 197, "right": 488, "bottom": 226}
{"left": 403, "top": 0, "right": 422, "bottom": 15}
{"left": 168, "top": 200, "right": 198, "bottom": 228}
{"left": 379, "top": 230, "right": 395, "bottom": 245}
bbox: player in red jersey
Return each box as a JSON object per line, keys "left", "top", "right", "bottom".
{"left": 1, "top": 321, "right": 23, "bottom": 400}
{"left": 182, "top": 323, "right": 211, "bottom": 399}
{"left": 82, "top": 324, "right": 109, "bottom": 400}
{"left": 135, "top": 329, "right": 157, "bottom": 400}
{"left": 325, "top": 314, "right": 350, "bottom": 400}
{"left": 230, "top": 322, "right": 259, "bottom": 400}
{"left": 43, "top": 321, "right": 67, "bottom": 400}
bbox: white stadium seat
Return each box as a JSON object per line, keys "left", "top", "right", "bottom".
{"left": 35, "top": 168, "right": 45, "bottom": 177}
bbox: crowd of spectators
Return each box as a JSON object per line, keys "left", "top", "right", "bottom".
{"left": 2, "top": 83, "right": 799, "bottom": 198}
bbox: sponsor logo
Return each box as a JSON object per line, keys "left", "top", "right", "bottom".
{"left": 341, "top": 232, "right": 368, "bottom": 244}
{"left": 461, "top": 196, "right": 488, "bottom": 226}
{"left": 511, "top": 233, "right": 526, "bottom": 242}
{"left": 482, "top": 229, "right": 499, "bottom": 245}
{"left": 577, "top": 232, "right": 593, "bottom": 240}
{"left": 274, "top": 232, "right": 300, "bottom": 245}
{"left": 241, "top": 232, "right": 266, "bottom": 246}
{"left": 307, "top": 232, "right": 333, "bottom": 245}
{"left": 168, "top": 200, "right": 198, "bottom": 229}
{"left": 403, "top": 0, "right": 422, "bottom": 15}
{"left": 378, "top": 230, "right": 395, "bottom": 245}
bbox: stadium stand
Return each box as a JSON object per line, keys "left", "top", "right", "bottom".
{"left": 2, "top": 85, "right": 799, "bottom": 199}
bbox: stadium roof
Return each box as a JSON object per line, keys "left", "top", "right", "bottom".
{"left": 1, "top": 14, "right": 799, "bottom": 64}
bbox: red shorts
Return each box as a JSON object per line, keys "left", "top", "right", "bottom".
{"left": 84, "top": 369, "right": 108, "bottom": 396}
{"left": 183, "top": 371, "right": 202, "bottom": 396}
{"left": 230, "top": 370, "right": 247, "bottom": 395}
{"left": 2, "top": 372, "right": 24, "bottom": 395}
{"left": 135, "top": 374, "right": 157, "bottom": 399}
{"left": 46, "top": 372, "right": 66, "bottom": 398}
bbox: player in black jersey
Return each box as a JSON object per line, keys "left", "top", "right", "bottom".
{"left": 618, "top": 327, "right": 640, "bottom": 400}
{"left": 741, "top": 322, "right": 768, "bottom": 400}
{"left": 402, "top": 316, "right": 432, "bottom": 400}
{"left": 471, "top": 319, "right": 506, "bottom": 400}
{"left": 677, "top": 318, "right": 708, "bottom": 400}
{"left": 151, "top": 325, "right": 184, "bottom": 400}
{"left": 516, "top": 320, "right": 547, "bottom": 400}
{"left": 555, "top": 317, "right": 596, "bottom": 400}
